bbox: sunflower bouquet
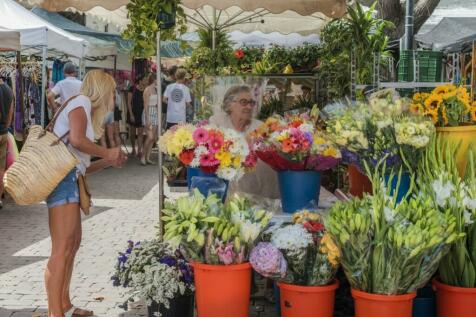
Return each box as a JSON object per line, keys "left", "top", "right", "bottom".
{"left": 411, "top": 84, "right": 476, "bottom": 126}
{"left": 250, "top": 112, "right": 341, "bottom": 172}
{"left": 159, "top": 124, "right": 257, "bottom": 181}
{"left": 250, "top": 210, "right": 339, "bottom": 286}
{"left": 326, "top": 163, "right": 458, "bottom": 295}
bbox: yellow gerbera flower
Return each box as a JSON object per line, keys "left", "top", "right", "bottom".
{"left": 424, "top": 94, "right": 443, "bottom": 112}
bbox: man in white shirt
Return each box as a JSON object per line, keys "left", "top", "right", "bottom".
{"left": 47, "top": 62, "right": 82, "bottom": 112}
{"left": 163, "top": 68, "right": 192, "bottom": 129}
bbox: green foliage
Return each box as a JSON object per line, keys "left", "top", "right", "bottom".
{"left": 258, "top": 96, "right": 285, "bottom": 120}
{"left": 197, "top": 28, "right": 232, "bottom": 49}
{"left": 318, "top": 2, "right": 393, "bottom": 101}
{"left": 123, "top": 0, "right": 187, "bottom": 58}
{"left": 291, "top": 96, "right": 315, "bottom": 111}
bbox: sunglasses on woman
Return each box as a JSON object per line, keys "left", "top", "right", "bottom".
{"left": 234, "top": 99, "right": 257, "bottom": 107}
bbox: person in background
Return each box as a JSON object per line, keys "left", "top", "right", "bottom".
{"left": 47, "top": 62, "right": 82, "bottom": 112}
{"left": 0, "top": 77, "right": 13, "bottom": 209}
{"left": 141, "top": 74, "right": 159, "bottom": 165}
{"left": 209, "top": 85, "right": 280, "bottom": 199}
{"left": 163, "top": 68, "right": 192, "bottom": 129}
{"left": 44, "top": 70, "right": 126, "bottom": 317}
{"left": 112, "top": 89, "right": 123, "bottom": 148}
{"left": 127, "top": 75, "right": 147, "bottom": 158}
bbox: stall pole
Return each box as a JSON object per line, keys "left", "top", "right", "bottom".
{"left": 472, "top": 41, "right": 476, "bottom": 101}
{"left": 403, "top": 0, "right": 414, "bottom": 50}
{"left": 40, "top": 46, "right": 47, "bottom": 127}
{"left": 157, "top": 29, "right": 165, "bottom": 238}
{"left": 113, "top": 55, "right": 117, "bottom": 78}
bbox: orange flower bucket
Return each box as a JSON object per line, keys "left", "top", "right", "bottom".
{"left": 436, "top": 125, "right": 476, "bottom": 178}
{"left": 279, "top": 280, "right": 339, "bottom": 317}
{"left": 348, "top": 165, "right": 372, "bottom": 198}
{"left": 433, "top": 279, "right": 476, "bottom": 317}
{"left": 192, "top": 262, "right": 252, "bottom": 317}
{"left": 351, "top": 289, "right": 416, "bottom": 317}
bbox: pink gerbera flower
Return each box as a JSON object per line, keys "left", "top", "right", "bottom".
{"left": 200, "top": 153, "right": 220, "bottom": 166}
{"left": 193, "top": 127, "right": 209, "bottom": 144}
{"left": 208, "top": 131, "right": 224, "bottom": 153}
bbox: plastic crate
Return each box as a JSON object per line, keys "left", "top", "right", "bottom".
{"left": 398, "top": 50, "right": 443, "bottom": 83}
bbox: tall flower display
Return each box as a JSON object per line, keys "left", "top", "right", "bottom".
{"left": 159, "top": 124, "right": 257, "bottom": 181}
{"left": 325, "top": 93, "right": 435, "bottom": 172}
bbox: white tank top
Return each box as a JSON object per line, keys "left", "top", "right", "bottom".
{"left": 148, "top": 94, "right": 158, "bottom": 108}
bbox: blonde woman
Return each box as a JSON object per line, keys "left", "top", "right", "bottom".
{"left": 45, "top": 70, "right": 126, "bottom": 317}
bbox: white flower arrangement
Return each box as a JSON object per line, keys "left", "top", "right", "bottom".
{"left": 271, "top": 224, "right": 313, "bottom": 250}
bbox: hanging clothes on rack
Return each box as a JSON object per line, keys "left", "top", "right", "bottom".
{"left": 52, "top": 59, "right": 64, "bottom": 84}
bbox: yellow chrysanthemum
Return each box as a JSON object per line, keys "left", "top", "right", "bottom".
{"left": 323, "top": 146, "right": 338, "bottom": 158}
{"left": 292, "top": 210, "right": 321, "bottom": 224}
{"left": 314, "top": 135, "right": 327, "bottom": 145}
{"left": 320, "top": 234, "right": 340, "bottom": 267}
{"left": 216, "top": 150, "right": 232, "bottom": 167}
{"left": 424, "top": 94, "right": 443, "bottom": 112}
{"left": 233, "top": 155, "right": 241, "bottom": 168}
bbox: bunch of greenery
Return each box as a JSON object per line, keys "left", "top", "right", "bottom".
{"left": 418, "top": 137, "right": 476, "bottom": 287}
{"left": 123, "top": 0, "right": 187, "bottom": 57}
{"left": 327, "top": 162, "right": 457, "bottom": 294}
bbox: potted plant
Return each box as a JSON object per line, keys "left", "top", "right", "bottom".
{"left": 326, "top": 162, "right": 458, "bottom": 317}
{"left": 250, "top": 210, "right": 339, "bottom": 317}
{"left": 162, "top": 191, "right": 272, "bottom": 317}
{"left": 325, "top": 90, "right": 435, "bottom": 202}
{"left": 251, "top": 109, "right": 341, "bottom": 213}
{"left": 159, "top": 124, "right": 257, "bottom": 200}
{"left": 412, "top": 84, "right": 476, "bottom": 177}
{"left": 162, "top": 157, "right": 186, "bottom": 187}
{"left": 418, "top": 136, "right": 476, "bottom": 317}
{"left": 111, "top": 240, "right": 194, "bottom": 317}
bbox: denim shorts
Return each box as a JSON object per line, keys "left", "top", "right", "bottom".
{"left": 104, "top": 111, "right": 114, "bottom": 125}
{"left": 46, "top": 169, "right": 80, "bottom": 208}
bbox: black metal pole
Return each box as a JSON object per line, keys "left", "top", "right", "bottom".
{"left": 404, "top": 0, "right": 414, "bottom": 50}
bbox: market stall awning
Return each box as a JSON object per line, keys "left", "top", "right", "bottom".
{"left": 18, "top": 0, "right": 346, "bottom": 17}
{"left": 18, "top": 0, "right": 346, "bottom": 35}
{"left": 0, "top": 27, "right": 21, "bottom": 51}
{"left": 416, "top": 17, "right": 476, "bottom": 53}
{"left": 0, "top": 0, "right": 87, "bottom": 57}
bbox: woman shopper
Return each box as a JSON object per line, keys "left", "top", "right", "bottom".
{"left": 45, "top": 70, "right": 126, "bottom": 317}
{"left": 127, "top": 75, "right": 147, "bottom": 157}
{"left": 141, "top": 74, "right": 159, "bottom": 165}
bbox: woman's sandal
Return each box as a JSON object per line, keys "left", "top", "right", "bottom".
{"left": 65, "top": 306, "right": 94, "bottom": 317}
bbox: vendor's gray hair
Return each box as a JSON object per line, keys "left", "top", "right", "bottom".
{"left": 222, "top": 85, "right": 251, "bottom": 114}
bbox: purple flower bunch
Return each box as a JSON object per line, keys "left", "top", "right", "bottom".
{"left": 250, "top": 242, "right": 287, "bottom": 279}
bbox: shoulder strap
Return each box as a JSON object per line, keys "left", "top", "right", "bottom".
{"left": 45, "top": 95, "right": 80, "bottom": 133}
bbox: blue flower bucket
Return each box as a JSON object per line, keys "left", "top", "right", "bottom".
{"left": 187, "top": 167, "right": 228, "bottom": 202}
{"left": 412, "top": 286, "right": 435, "bottom": 317}
{"left": 278, "top": 170, "right": 321, "bottom": 214}
{"left": 384, "top": 172, "right": 411, "bottom": 203}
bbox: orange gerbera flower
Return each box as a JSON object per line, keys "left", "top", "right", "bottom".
{"left": 282, "top": 139, "right": 294, "bottom": 153}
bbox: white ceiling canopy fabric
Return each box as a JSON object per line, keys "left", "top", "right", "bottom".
{"left": 18, "top": 0, "right": 346, "bottom": 17}
{"left": 0, "top": 0, "right": 87, "bottom": 57}
{"left": 0, "top": 27, "right": 21, "bottom": 51}
{"left": 18, "top": 0, "right": 347, "bottom": 35}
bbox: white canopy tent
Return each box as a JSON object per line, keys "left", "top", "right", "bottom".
{"left": 0, "top": 27, "right": 21, "bottom": 51}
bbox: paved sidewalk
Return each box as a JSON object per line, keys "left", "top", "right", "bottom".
{"left": 0, "top": 157, "right": 160, "bottom": 317}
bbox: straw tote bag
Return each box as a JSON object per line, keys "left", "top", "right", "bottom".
{"left": 4, "top": 96, "right": 80, "bottom": 205}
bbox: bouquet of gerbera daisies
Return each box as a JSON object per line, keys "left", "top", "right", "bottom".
{"left": 250, "top": 112, "right": 341, "bottom": 171}
{"left": 159, "top": 124, "right": 257, "bottom": 181}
